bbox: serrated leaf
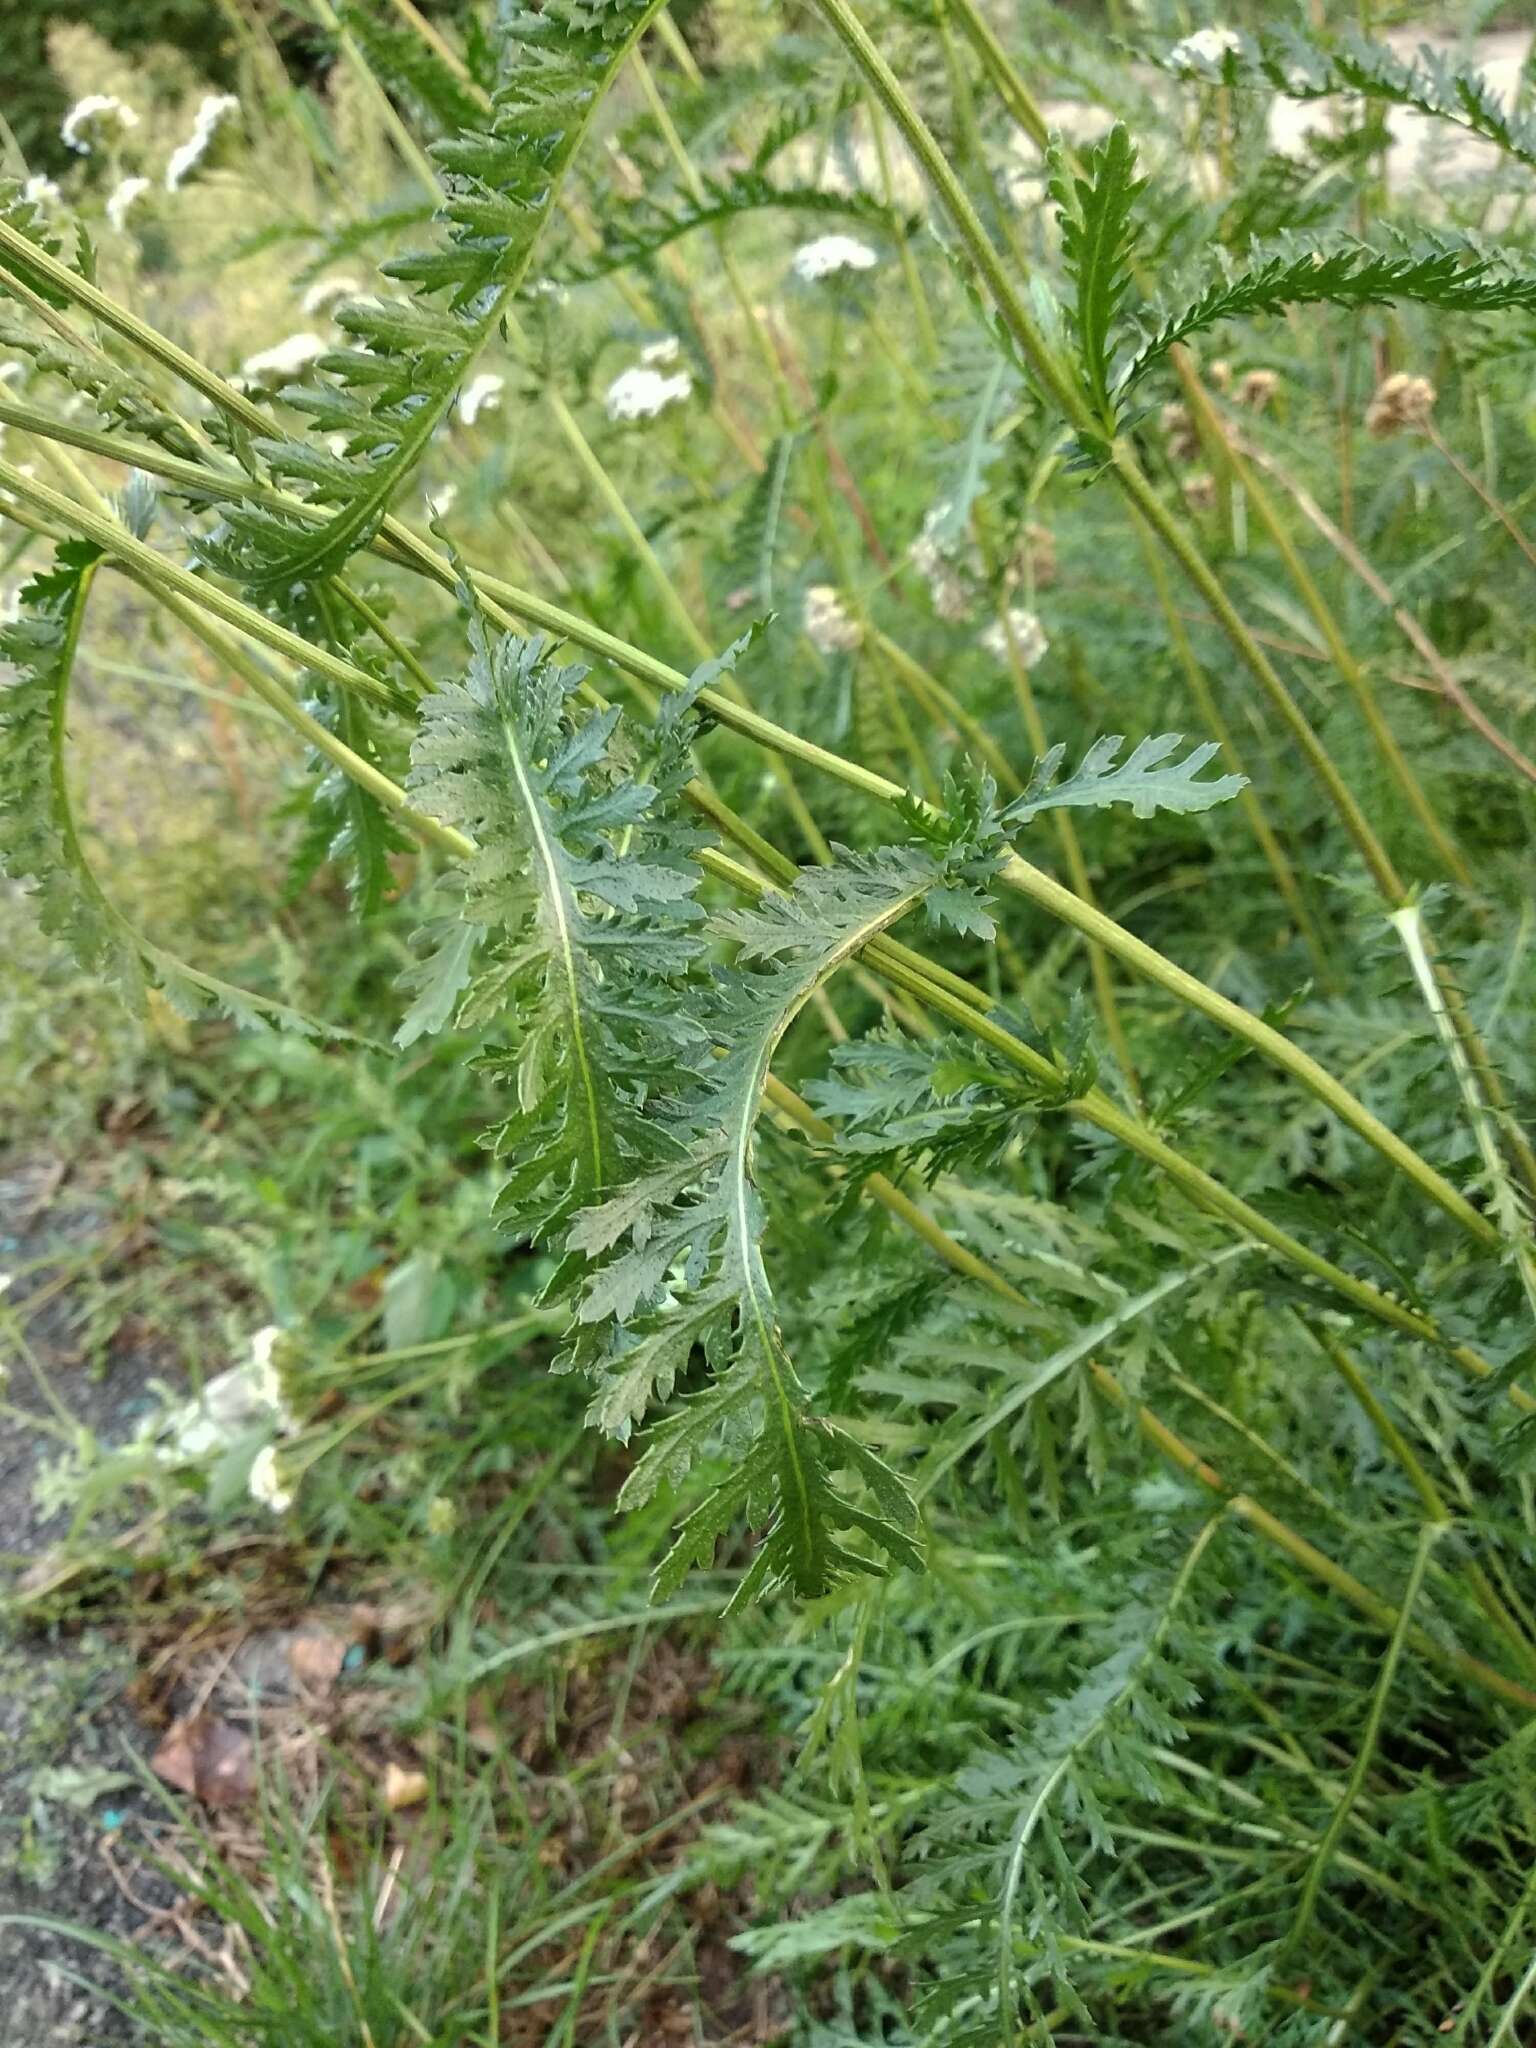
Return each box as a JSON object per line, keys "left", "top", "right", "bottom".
{"left": 0, "top": 543, "right": 141, "bottom": 999}
{"left": 726, "top": 438, "right": 799, "bottom": 613}
{"left": 407, "top": 615, "right": 704, "bottom": 1238}
{"left": 1051, "top": 122, "right": 1145, "bottom": 428}
{"left": 1001, "top": 734, "right": 1246, "bottom": 828}
{"left": 1124, "top": 232, "right": 1536, "bottom": 391}
{"left": 198, "top": 0, "right": 672, "bottom": 598}
{"left": 566, "top": 851, "right": 941, "bottom": 1599}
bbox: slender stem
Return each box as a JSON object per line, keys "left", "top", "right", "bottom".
{"left": 1109, "top": 446, "right": 1408, "bottom": 901}
{"left": 943, "top": 0, "right": 1052, "bottom": 152}
{"left": 0, "top": 414, "right": 1498, "bottom": 1245}
{"left": 1426, "top": 418, "right": 1536, "bottom": 577}
{"left": 1132, "top": 516, "right": 1335, "bottom": 985}
{"left": 1392, "top": 901, "right": 1536, "bottom": 1322}
{"left": 1089, "top": 1366, "right": 1536, "bottom": 1713}
{"left": 313, "top": 0, "right": 446, "bottom": 200}
{"left": 994, "top": 848, "right": 1495, "bottom": 1249}
{"left": 383, "top": 0, "right": 474, "bottom": 84}
{"left": 864, "top": 94, "right": 941, "bottom": 362}
{"left": 1303, "top": 1315, "right": 1536, "bottom": 1673}
{"left": 1263, "top": 436, "right": 1536, "bottom": 791}
{"left": 542, "top": 380, "right": 712, "bottom": 660}
{"left": 23, "top": 443, "right": 1510, "bottom": 1386}
{"left": 1281, "top": 1518, "right": 1441, "bottom": 1953}
{"left": 987, "top": 605, "right": 1144, "bottom": 1103}
{"left": 141, "top": 585, "right": 469, "bottom": 862}
{"left": 806, "top": 0, "right": 1085, "bottom": 426}
{"left": 762, "top": 1079, "right": 1536, "bottom": 1715}
{"left": 1174, "top": 355, "right": 1471, "bottom": 885}
{"left": 334, "top": 580, "right": 437, "bottom": 698}
{"left": 860, "top": 936, "right": 1505, "bottom": 1365}
{"left": 0, "top": 457, "right": 407, "bottom": 713}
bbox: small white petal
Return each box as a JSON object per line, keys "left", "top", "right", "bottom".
{"left": 791, "top": 235, "right": 879, "bottom": 284}
{"left": 802, "top": 585, "right": 862, "bottom": 655}
{"left": 61, "top": 94, "right": 140, "bottom": 154}
{"left": 106, "top": 176, "right": 152, "bottom": 231}
{"left": 165, "top": 93, "right": 241, "bottom": 192}
{"left": 240, "top": 332, "right": 328, "bottom": 384}
{"left": 603, "top": 366, "right": 692, "bottom": 423}
{"left": 980, "top": 607, "right": 1050, "bottom": 667}
{"left": 248, "top": 1443, "right": 294, "bottom": 1514}
{"left": 457, "top": 372, "right": 504, "bottom": 427}
{"left": 1168, "top": 26, "right": 1241, "bottom": 71}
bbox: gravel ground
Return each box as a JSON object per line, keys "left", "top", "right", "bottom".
{"left": 0, "top": 1153, "right": 165, "bottom": 2048}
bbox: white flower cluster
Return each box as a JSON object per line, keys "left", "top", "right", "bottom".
{"left": 106, "top": 176, "right": 152, "bottom": 232}
{"left": 457, "top": 372, "right": 504, "bottom": 426}
{"left": 909, "top": 504, "right": 976, "bottom": 623}
{"left": 802, "top": 584, "right": 863, "bottom": 655}
{"left": 791, "top": 234, "right": 879, "bottom": 285}
{"left": 239, "top": 332, "right": 328, "bottom": 386}
{"left": 23, "top": 175, "right": 60, "bottom": 208}
{"left": 61, "top": 94, "right": 139, "bottom": 154}
{"left": 604, "top": 364, "right": 692, "bottom": 424}
{"left": 1168, "top": 26, "right": 1241, "bottom": 72}
{"left": 165, "top": 93, "right": 241, "bottom": 192}
{"left": 248, "top": 1444, "right": 293, "bottom": 1514}
{"left": 153, "top": 1325, "right": 299, "bottom": 1513}
{"left": 980, "top": 607, "right": 1050, "bottom": 668}
{"left": 160, "top": 1325, "right": 293, "bottom": 1451}
{"left": 639, "top": 335, "right": 681, "bottom": 366}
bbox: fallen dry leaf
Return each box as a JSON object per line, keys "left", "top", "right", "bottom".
{"left": 226, "top": 1621, "right": 357, "bottom": 1700}
{"left": 152, "top": 1714, "right": 256, "bottom": 1807}
{"left": 288, "top": 1630, "right": 349, "bottom": 1691}
{"left": 383, "top": 1762, "right": 429, "bottom": 1811}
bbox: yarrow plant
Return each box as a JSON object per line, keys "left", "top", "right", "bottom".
{"left": 4, "top": 0, "right": 1536, "bottom": 2036}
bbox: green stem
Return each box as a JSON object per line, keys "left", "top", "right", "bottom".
{"left": 1175, "top": 356, "right": 1471, "bottom": 886}
{"left": 541, "top": 378, "right": 712, "bottom": 660}
{"left": 25, "top": 449, "right": 1512, "bottom": 1388}
{"left": 985, "top": 603, "right": 1145, "bottom": 1103}
{"left": 864, "top": 93, "right": 940, "bottom": 362}
{"left": 1304, "top": 1316, "right": 1536, "bottom": 1673}
{"left": 994, "top": 847, "right": 1495, "bottom": 1250}
{"left": 807, "top": 0, "right": 1084, "bottom": 426}
{"left": 1132, "top": 516, "right": 1335, "bottom": 985}
{"left": 860, "top": 934, "right": 1502, "bottom": 1353}
{"left": 0, "top": 456, "right": 409, "bottom": 713}
{"left": 1109, "top": 445, "right": 1408, "bottom": 901}
{"left": 1392, "top": 901, "right": 1536, "bottom": 1324}
{"left": 140, "top": 583, "right": 469, "bottom": 862}
{"left": 943, "top": 0, "right": 1052, "bottom": 152}
{"left": 0, "top": 419, "right": 1495, "bottom": 1246}
{"left": 766, "top": 1080, "right": 1536, "bottom": 1717}
{"left": 1090, "top": 1365, "right": 1536, "bottom": 1713}
{"left": 1281, "top": 1520, "right": 1441, "bottom": 1953}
